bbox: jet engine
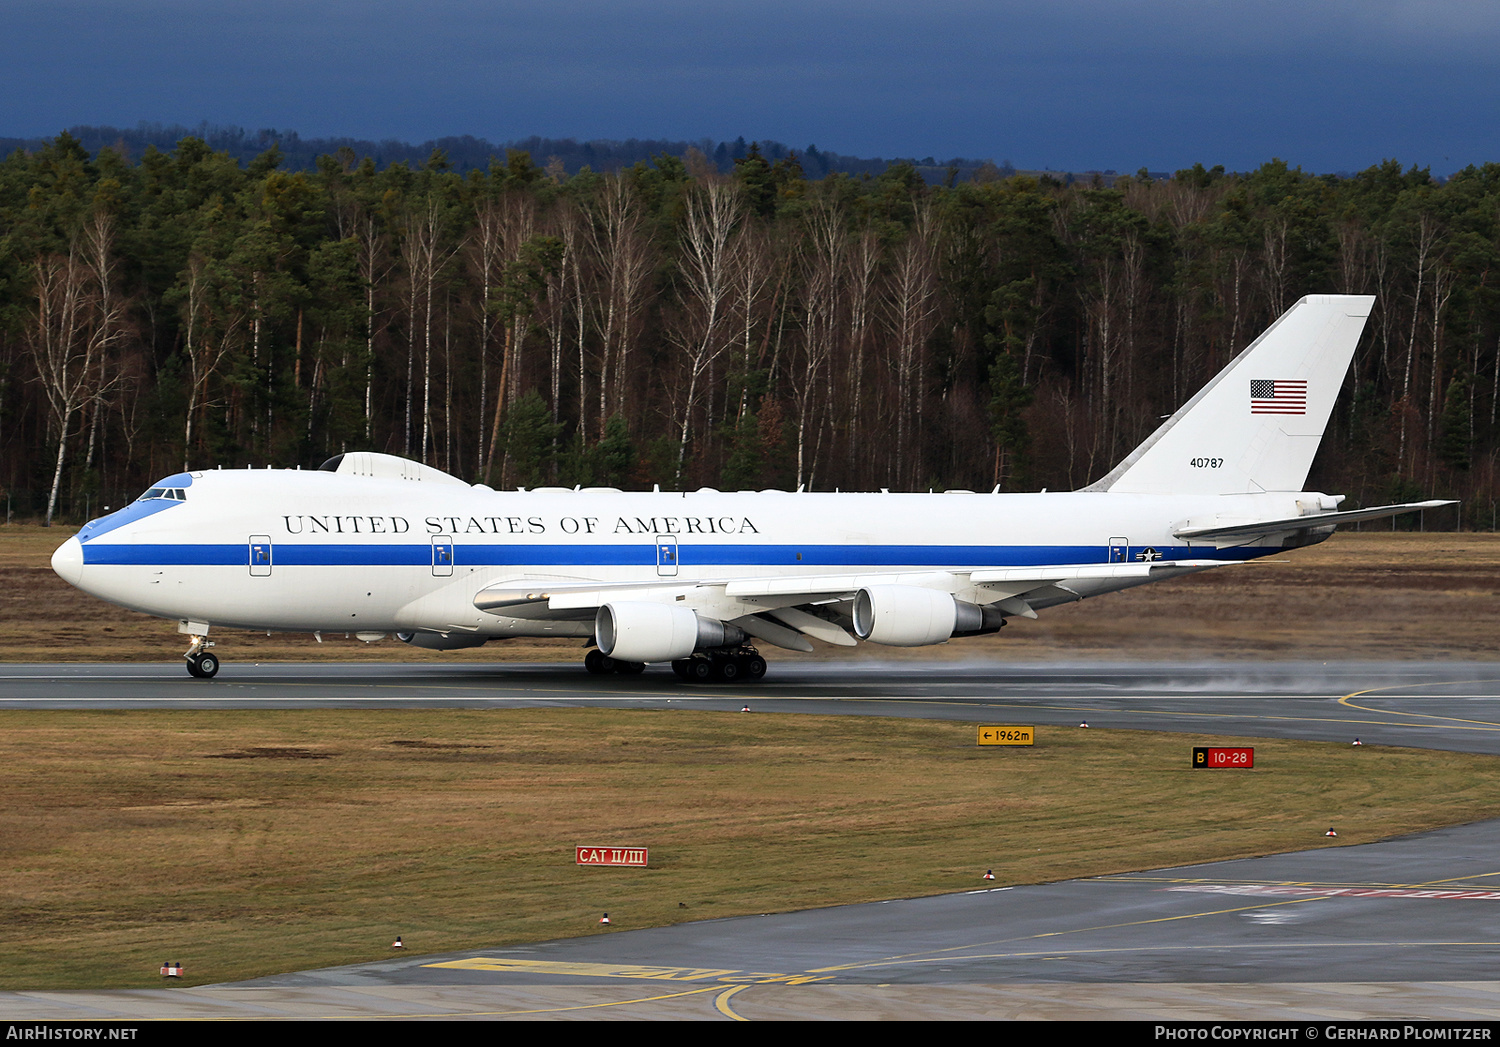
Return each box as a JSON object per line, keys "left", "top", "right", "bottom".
{"left": 595, "top": 602, "right": 747, "bottom": 663}
{"left": 852, "top": 585, "right": 1004, "bottom": 646}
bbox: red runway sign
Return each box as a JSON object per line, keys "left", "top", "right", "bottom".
{"left": 576, "top": 846, "right": 649, "bottom": 867}
{"left": 1192, "top": 746, "right": 1254, "bottom": 768}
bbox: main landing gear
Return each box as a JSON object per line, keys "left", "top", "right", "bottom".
{"left": 581, "top": 645, "right": 769, "bottom": 684}
{"left": 584, "top": 648, "right": 645, "bottom": 676}
{"left": 671, "top": 647, "right": 767, "bottom": 685}
{"left": 184, "top": 636, "right": 220, "bottom": 679}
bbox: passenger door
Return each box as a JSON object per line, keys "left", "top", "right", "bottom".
{"left": 248, "top": 535, "right": 273, "bottom": 577}
{"left": 432, "top": 535, "right": 455, "bottom": 577}
{"left": 656, "top": 535, "right": 679, "bottom": 577}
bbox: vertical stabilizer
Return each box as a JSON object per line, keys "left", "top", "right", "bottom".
{"left": 1084, "top": 294, "right": 1374, "bottom": 495}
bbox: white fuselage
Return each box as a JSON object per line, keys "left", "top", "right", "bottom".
{"left": 52, "top": 467, "right": 1304, "bottom": 641}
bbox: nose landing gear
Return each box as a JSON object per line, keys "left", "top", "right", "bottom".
{"left": 184, "top": 636, "right": 219, "bottom": 679}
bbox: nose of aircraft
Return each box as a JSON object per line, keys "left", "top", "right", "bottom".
{"left": 51, "top": 536, "right": 84, "bottom": 587}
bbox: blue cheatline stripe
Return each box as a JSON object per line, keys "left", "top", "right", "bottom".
{"left": 78, "top": 542, "right": 1238, "bottom": 569}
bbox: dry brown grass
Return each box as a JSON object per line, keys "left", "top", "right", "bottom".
{"left": 2, "top": 707, "right": 1497, "bottom": 990}
{"left": 3, "top": 525, "right": 1498, "bottom": 663}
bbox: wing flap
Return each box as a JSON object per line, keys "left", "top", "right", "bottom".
{"left": 731, "top": 614, "right": 817, "bottom": 653}
{"left": 766, "top": 606, "right": 858, "bottom": 646}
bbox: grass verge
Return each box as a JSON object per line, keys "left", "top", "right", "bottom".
{"left": 1, "top": 707, "right": 1497, "bottom": 989}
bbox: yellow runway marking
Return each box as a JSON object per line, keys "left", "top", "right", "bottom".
{"left": 807, "top": 895, "right": 1334, "bottom": 975}
{"left": 1109, "top": 871, "right": 1500, "bottom": 890}
{"left": 158, "top": 983, "right": 731, "bottom": 1020}
{"left": 715, "top": 984, "right": 751, "bottom": 1020}
{"left": 1339, "top": 679, "right": 1500, "bottom": 729}
{"left": 810, "top": 938, "right": 1500, "bottom": 973}
{"left": 425, "top": 956, "right": 830, "bottom": 985}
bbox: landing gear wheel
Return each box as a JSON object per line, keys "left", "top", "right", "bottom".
{"left": 584, "top": 649, "right": 615, "bottom": 675}
{"left": 742, "top": 655, "right": 767, "bottom": 681}
{"left": 713, "top": 657, "right": 741, "bottom": 683}
{"left": 672, "top": 659, "right": 693, "bottom": 681}
{"left": 615, "top": 660, "right": 646, "bottom": 675}
{"left": 186, "top": 652, "right": 220, "bottom": 679}
{"left": 687, "top": 659, "right": 713, "bottom": 682}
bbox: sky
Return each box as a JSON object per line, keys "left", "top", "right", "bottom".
{"left": 2, "top": 0, "right": 1498, "bottom": 175}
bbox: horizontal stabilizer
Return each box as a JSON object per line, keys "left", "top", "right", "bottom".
{"left": 966, "top": 560, "right": 1225, "bottom": 589}
{"left": 1174, "top": 500, "right": 1455, "bottom": 541}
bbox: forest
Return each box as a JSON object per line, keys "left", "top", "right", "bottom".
{"left": 0, "top": 133, "right": 1496, "bottom": 528}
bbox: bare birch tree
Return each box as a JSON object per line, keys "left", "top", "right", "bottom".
{"left": 176, "top": 253, "right": 244, "bottom": 470}
{"left": 400, "top": 198, "right": 458, "bottom": 464}
{"left": 28, "top": 213, "right": 130, "bottom": 524}
{"left": 793, "top": 199, "right": 846, "bottom": 488}
{"left": 587, "top": 175, "right": 653, "bottom": 430}
{"left": 1398, "top": 212, "right": 1440, "bottom": 475}
{"left": 882, "top": 211, "right": 941, "bottom": 488}
{"left": 670, "top": 179, "right": 743, "bottom": 486}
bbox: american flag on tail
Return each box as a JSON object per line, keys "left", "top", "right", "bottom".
{"left": 1250, "top": 379, "right": 1307, "bottom": 415}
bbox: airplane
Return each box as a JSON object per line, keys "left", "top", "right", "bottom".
{"left": 50, "top": 294, "right": 1450, "bottom": 684}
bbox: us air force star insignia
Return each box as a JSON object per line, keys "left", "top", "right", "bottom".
{"left": 1135, "top": 547, "right": 1161, "bottom": 562}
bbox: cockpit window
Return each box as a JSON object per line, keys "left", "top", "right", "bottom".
{"left": 137, "top": 487, "right": 187, "bottom": 502}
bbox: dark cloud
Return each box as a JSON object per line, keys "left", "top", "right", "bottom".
{"left": 2, "top": 1, "right": 1495, "bottom": 172}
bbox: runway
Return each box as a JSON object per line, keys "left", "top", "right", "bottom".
{"left": 6, "top": 659, "right": 1500, "bottom": 752}
{"left": 7, "top": 659, "right": 1500, "bottom": 1020}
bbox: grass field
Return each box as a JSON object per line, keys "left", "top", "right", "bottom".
{"left": 3, "top": 708, "right": 1498, "bottom": 990}
{"left": 2, "top": 525, "right": 1498, "bottom": 663}
{"left": 2, "top": 526, "right": 1497, "bottom": 990}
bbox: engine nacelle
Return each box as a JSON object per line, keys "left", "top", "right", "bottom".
{"left": 595, "top": 602, "right": 746, "bottom": 663}
{"left": 853, "top": 586, "right": 1004, "bottom": 646}
{"left": 396, "top": 630, "right": 490, "bottom": 651}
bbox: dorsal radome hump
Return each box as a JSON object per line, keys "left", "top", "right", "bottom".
{"left": 319, "top": 452, "right": 470, "bottom": 487}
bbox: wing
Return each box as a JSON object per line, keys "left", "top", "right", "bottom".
{"left": 473, "top": 559, "right": 1227, "bottom": 651}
